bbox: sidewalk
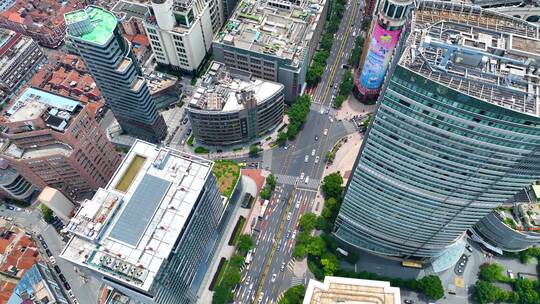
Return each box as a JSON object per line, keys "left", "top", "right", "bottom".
{"left": 197, "top": 172, "right": 262, "bottom": 303}
{"left": 334, "top": 96, "right": 377, "bottom": 121}
{"left": 312, "top": 133, "right": 363, "bottom": 216}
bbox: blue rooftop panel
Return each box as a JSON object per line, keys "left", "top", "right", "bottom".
{"left": 8, "top": 88, "right": 81, "bottom": 115}
{"left": 109, "top": 174, "right": 171, "bottom": 247}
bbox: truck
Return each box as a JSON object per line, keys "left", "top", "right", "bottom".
{"left": 245, "top": 250, "right": 253, "bottom": 265}
{"left": 259, "top": 200, "right": 269, "bottom": 219}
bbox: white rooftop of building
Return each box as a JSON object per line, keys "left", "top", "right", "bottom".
{"left": 401, "top": 0, "right": 540, "bottom": 116}
{"left": 215, "top": 0, "right": 327, "bottom": 66}
{"left": 188, "top": 62, "right": 283, "bottom": 112}
{"left": 61, "top": 140, "right": 214, "bottom": 291}
{"left": 303, "top": 276, "right": 401, "bottom": 304}
{"left": 6, "top": 87, "right": 81, "bottom": 123}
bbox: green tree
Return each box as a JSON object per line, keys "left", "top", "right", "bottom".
{"left": 249, "top": 144, "right": 260, "bottom": 157}
{"left": 260, "top": 187, "right": 272, "bottom": 200}
{"left": 221, "top": 267, "right": 241, "bottom": 288}
{"left": 313, "top": 51, "right": 329, "bottom": 65}
{"left": 325, "top": 151, "right": 336, "bottom": 164}
{"left": 321, "top": 251, "right": 340, "bottom": 276}
{"left": 279, "top": 285, "right": 306, "bottom": 304}
{"left": 339, "top": 70, "right": 354, "bottom": 96}
{"left": 292, "top": 244, "right": 308, "bottom": 259}
{"left": 236, "top": 234, "right": 254, "bottom": 255}
{"left": 41, "top": 205, "right": 54, "bottom": 223}
{"left": 320, "top": 34, "right": 334, "bottom": 51}
{"left": 419, "top": 276, "right": 444, "bottom": 300}
{"left": 479, "top": 263, "right": 505, "bottom": 282}
{"left": 315, "top": 216, "right": 331, "bottom": 232}
{"left": 307, "top": 236, "right": 326, "bottom": 256}
{"left": 212, "top": 284, "right": 233, "bottom": 304}
{"left": 334, "top": 95, "right": 345, "bottom": 108}
{"left": 306, "top": 65, "right": 324, "bottom": 86}
{"left": 474, "top": 281, "right": 507, "bottom": 304}
{"left": 297, "top": 231, "right": 312, "bottom": 245}
{"left": 277, "top": 131, "right": 288, "bottom": 146}
{"left": 299, "top": 213, "right": 318, "bottom": 232}
{"left": 322, "top": 173, "right": 343, "bottom": 198}
{"left": 266, "top": 174, "right": 277, "bottom": 190}
{"left": 229, "top": 254, "right": 245, "bottom": 269}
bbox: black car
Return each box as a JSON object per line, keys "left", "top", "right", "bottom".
{"left": 54, "top": 265, "right": 61, "bottom": 274}
{"left": 5, "top": 205, "right": 14, "bottom": 211}
{"left": 63, "top": 282, "right": 71, "bottom": 290}
{"left": 59, "top": 274, "right": 67, "bottom": 283}
{"left": 404, "top": 300, "right": 414, "bottom": 304}
{"left": 314, "top": 136, "right": 319, "bottom": 141}
{"left": 41, "top": 241, "right": 48, "bottom": 249}
{"left": 37, "top": 234, "right": 44, "bottom": 241}
{"left": 45, "top": 249, "right": 52, "bottom": 257}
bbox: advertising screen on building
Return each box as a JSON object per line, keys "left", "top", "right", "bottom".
{"left": 358, "top": 23, "right": 401, "bottom": 91}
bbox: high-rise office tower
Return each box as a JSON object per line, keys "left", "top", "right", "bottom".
{"left": 354, "top": 0, "right": 412, "bottom": 101}
{"left": 0, "top": 88, "right": 121, "bottom": 201}
{"left": 65, "top": 6, "right": 167, "bottom": 143}
{"left": 144, "top": 0, "right": 223, "bottom": 73}
{"left": 335, "top": 0, "right": 540, "bottom": 270}
{"left": 61, "top": 140, "right": 226, "bottom": 303}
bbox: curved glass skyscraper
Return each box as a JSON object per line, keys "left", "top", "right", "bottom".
{"left": 65, "top": 6, "right": 167, "bottom": 143}
{"left": 335, "top": 0, "right": 540, "bottom": 263}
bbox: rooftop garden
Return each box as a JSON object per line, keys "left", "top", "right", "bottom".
{"left": 212, "top": 160, "right": 240, "bottom": 199}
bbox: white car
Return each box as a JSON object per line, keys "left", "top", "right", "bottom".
{"left": 295, "top": 201, "right": 300, "bottom": 209}
{"left": 300, "top": 172, "right": 305, "bottom": 180}
{"left": 287, "top": 212, "right": 292, "bottom": 221}
{"left": 271, "top": 273, "right": 277, "bottom": 282}
{"left": 315, "top": 156, "right": 320, "bottom": 164}
{"left": 305, "top": 177, "right": 310, "bottom": 184}
{"left": 323, "top": 128, "right": 328, "bottom": 136}
{"left": 311, "top": 149, "right": 316, "bottom": 156}
{"left": 49, "top": 256, "right": 56, "bottom": 265}
{"left": 304, "top": 155, "right": 309, "bottom": 162}
{"left": 258, "top": 293, "right": 264, "bottom": 303}
{"left": 292, "top": 231, "right": 296, "bottom": 239}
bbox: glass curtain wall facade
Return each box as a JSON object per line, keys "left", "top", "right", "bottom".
{"left": 335, "top": 66, "right": 540, "bottom": 260}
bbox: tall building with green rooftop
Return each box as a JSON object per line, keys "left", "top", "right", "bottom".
{"left": 65, "top": 6, "right": 167, "bottom": 143}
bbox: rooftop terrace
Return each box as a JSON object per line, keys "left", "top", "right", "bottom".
{"left": 189, "top": 62, "right": 283, "bottom": 112}
{"left": 5, "top": 88, "right": 81, "bottom": 124}
{"left": 65, "top": 6, "right": 118, "bottom": 45}
{"left": 216, "top": 0, "right": 327, "bottom": 65}
{"left": 304, "top": 276, "right": 401, "bottom": 304}
{"left": 61, "top": 140, "right": 215, "bottom": 291}
{"left": 400, "top": 0, "right": 540, "bottom": 116}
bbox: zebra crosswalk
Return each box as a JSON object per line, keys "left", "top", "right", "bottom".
{"left": 287, "top": 260, "right": 296, "bottom": 272}
{"left": 290, "top": 276, "right": 304, "bottom": 286}
{"left": 274, "top": 173, "right": 320, "bottom": 189}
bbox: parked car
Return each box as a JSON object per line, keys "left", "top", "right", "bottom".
{"left": 54, "top": 265, "right": 61, "bottom": 274}
{"left": 59, "top": 274, "right": 67, "bottom": 283}
{"left": 45, "top": 249, "right": 52, "bottom": 257}
{"left": 63, "top": 282, "right": 71, "bottom": 290}
{"left": 5, "top": 205, "right": 14, "bottom": 211}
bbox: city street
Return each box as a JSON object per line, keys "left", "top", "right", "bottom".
{"left": 233, "top": 0, "right": 365, "bottom": 302}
